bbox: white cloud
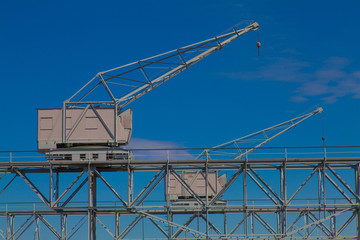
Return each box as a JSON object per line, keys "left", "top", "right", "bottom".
{"left": 221, "top": 56, "right": 360, "bottom": 103}
{"left": 224, "top": 57, "right": 309, "bottom": 83}
{"left": 127, "top": 138, "right": 182, "bottom": 149}
{"left": 290, "top": 95, "right": 308, "bottom": 103}
{"left": 126, "top": 138, "right": 195, "bottom": 160}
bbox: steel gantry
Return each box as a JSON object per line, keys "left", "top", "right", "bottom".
{"left": 0, "top": 146, "right": 360, "bottom": 239}
{"left": 2, "top": 20, "right": 359, "bottom": 240}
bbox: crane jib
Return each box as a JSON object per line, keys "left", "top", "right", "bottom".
{"left": 38, "top": 21, "right": 259, "bottom": 153}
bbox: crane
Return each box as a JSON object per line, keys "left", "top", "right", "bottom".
{"left": 37, "top": 21, "right": 259, "bottom": 157}
{"left": 167, "top": 107, "right": 323, "bottom": 202}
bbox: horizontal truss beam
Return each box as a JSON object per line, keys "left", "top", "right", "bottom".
{"left": 0, "top": 155, "right": 359, "bottom": 239}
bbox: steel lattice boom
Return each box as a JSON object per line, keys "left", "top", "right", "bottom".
{"left": 196, "top": 107, "right": 323, "bottom": 160}
{"left": 66, "top": 21, "right": 259, "bottom": 111}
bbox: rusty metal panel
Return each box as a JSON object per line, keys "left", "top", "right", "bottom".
{"left": 37, "top": 108, "right": 132, "bottom": 152}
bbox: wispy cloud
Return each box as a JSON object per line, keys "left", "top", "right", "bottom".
{"left": 225, "top": 57, "right": 309, "bottom": 83}
{"left": 221, "top": 56, "right": 360, "bottom": 103}
{"left": 126, "top": 138, "right": 195, "bottom": 160}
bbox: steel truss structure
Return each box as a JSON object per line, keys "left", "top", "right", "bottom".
{"left": 1, "top": 147, "right": 360, "bottom": 239}
{"left": 57, "top": 21, "right": 259, "bottom": 149}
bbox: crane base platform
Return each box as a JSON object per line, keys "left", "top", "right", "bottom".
{"left": 45, "top": 147, "right": 132, "bottom": 161}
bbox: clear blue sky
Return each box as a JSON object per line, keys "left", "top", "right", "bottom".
{"left": 0, "top": 0, "right": 359, "bottom": 151}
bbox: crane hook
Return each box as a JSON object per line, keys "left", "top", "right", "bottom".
{"left": 257, "top": 29, "right": 261, "bottom": 56}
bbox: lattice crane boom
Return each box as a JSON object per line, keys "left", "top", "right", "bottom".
{"left": 197, "top": 107, "right": 323, "bottom": 160}
{"left": 66, "top": 21, "right": 259, "bottom": 112}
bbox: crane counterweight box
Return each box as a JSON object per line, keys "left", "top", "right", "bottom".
{"left": 37, "top": 108, "right": 132, "bottom": 153}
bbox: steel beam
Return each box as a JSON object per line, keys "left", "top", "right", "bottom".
{"left": 0, "top": 153, "right": 359, "bottom": 239}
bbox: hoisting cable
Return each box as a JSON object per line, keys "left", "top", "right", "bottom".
{"left": 322, "top": 113, "right": 326, "bottom": 148}
{"left": 321, "top": 111, "right": 326, "bottom": 218}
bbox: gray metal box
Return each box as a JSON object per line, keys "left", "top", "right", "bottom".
{"left": 166, "top": 171, "right": 226, "bottom": 201}
{"left": 37, "top": 108, "right": 132, "bottom": 153}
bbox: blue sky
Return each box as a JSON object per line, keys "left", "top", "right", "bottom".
{"left": 0, "top": 1, "right": 360, "bottom": 238}
{"left": 0, "top": 0, "right": 359, "bottom": 151}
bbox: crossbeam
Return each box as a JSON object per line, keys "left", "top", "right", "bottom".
{"left": 0, "top": 148, "right": 359, "bottom": 239}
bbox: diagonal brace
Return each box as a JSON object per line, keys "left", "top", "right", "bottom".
{"left": 134, "top": 170, "right": 166, "bottom": 207}
{"left": 172, "top": 214, "right": 197, "bottom": 238}
{"left": 53, "top": 170, "right": 86, "bottom": 206}
{"left": 149, "top": 218, "right": 169, "bottom": 238}
{"left": 327, "top": 165, "right": 360, "bottom": 202}
{"left": 0, "top": 175, "right": 17, "bottom": 195}
{"left": 94, "top": 169, "right": 128, "bottom": 208}
{"left": 307, "top": 212, "right": 332, "bottom": 237}
{"left": 96, "top": 217, "right": 115, "bottom": 238}
{"left": 61, "top": 177, "right": 88, "bottom": 207}
{"left": 170, "top": 169, "right": 204, "bottom": 206}
{"left": 229, "top": 212, "right": 251, "bottom": 235}
{"left": 130, "top": 168, "right": 165, "bottom": 207}
{"left": 15, "top": 169, "right": 50, "bottom": 207}
{"left": 37, "top": 215, "right": 61, "bottom": 238}
{"left": 199, "top": 214, "right": 222, "bottom": 235}
{"left": 247, "top": 170, "right": 279, "bottom": 205}
{"left": 253, "top": 212, "right": 277, "bottom": 235}
{"left": 325, "top": 172, "right": 354, "bottom": 204}
{"left": 209, "top": 166, "right": 244, "bottom": 206}
{"left": 285, "top": 208, "right": 353, "bottom": 237}
{"left": 287, "top": 166, "right": 320, "bottom": 204}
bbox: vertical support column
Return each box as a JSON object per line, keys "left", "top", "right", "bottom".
{"left": 250, "top": 212, "right": 254, "bottom": 238}
{"left": 224, "top": 213, "right": 227, "bottom": 236}
{"left": 168, "top": 213, "right": 173, "bottom": 239}
{"left": 88, "top": 165, "right": 97, "bottom": 240}
{"left": 92, "top": 170, "right": 97, "bottom": 240}
{"left": 279, "top": 165, "right": 283, "bottom": 236}
{"left": 243, "top": 158, "right": 248, "bottom": 237}
{"left": 127, "top": 163, "right": 133, "bottom": 206}
{"left": 205, "top": 151, "right": 209, "bottom": 239}
{"left": 197, "top": 212, "right": 200, "bottom": 233}
{"left": 322, "top": 159, "right": 327, "bottom": 217}
{"left": 115, "top": 213, "right": 120, "bottom": 240}
{"left": 7, "top": 214, "right": 14, "bottom": 240}
{"left": 55, "top": 171, "right": 59, "bottom": 204}
{"left": 277, "top": 212, "right": 280, "bottom": 236}
{"left": 61, "top": 214, "right": 67, "bottom": 240}
{"left": 280, "top": 149, "right": 287, "bottom": 237}
{"left": 34, "top": 216, "right": 40, "bottom": 240}
{"left": 50, "top": 166, "right": 53, "bottom": 207}
{"left": 318, "top": 168, "right": 322, "bottom": 219}
{"left": 330, "top": 211, "right": 336, "bottom": 237}
{"left": 356, "top": 164, "right": 360, "bottom": 240}
{"left": 165, "top": 157, "right": 173, "bottom": 238}
{"left": 304, "top": 213, "right": 309, "bottom": 238}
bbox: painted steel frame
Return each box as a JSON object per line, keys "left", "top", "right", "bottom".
{"left": 1, "top": 148, "right": 360, "bottom": 239}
